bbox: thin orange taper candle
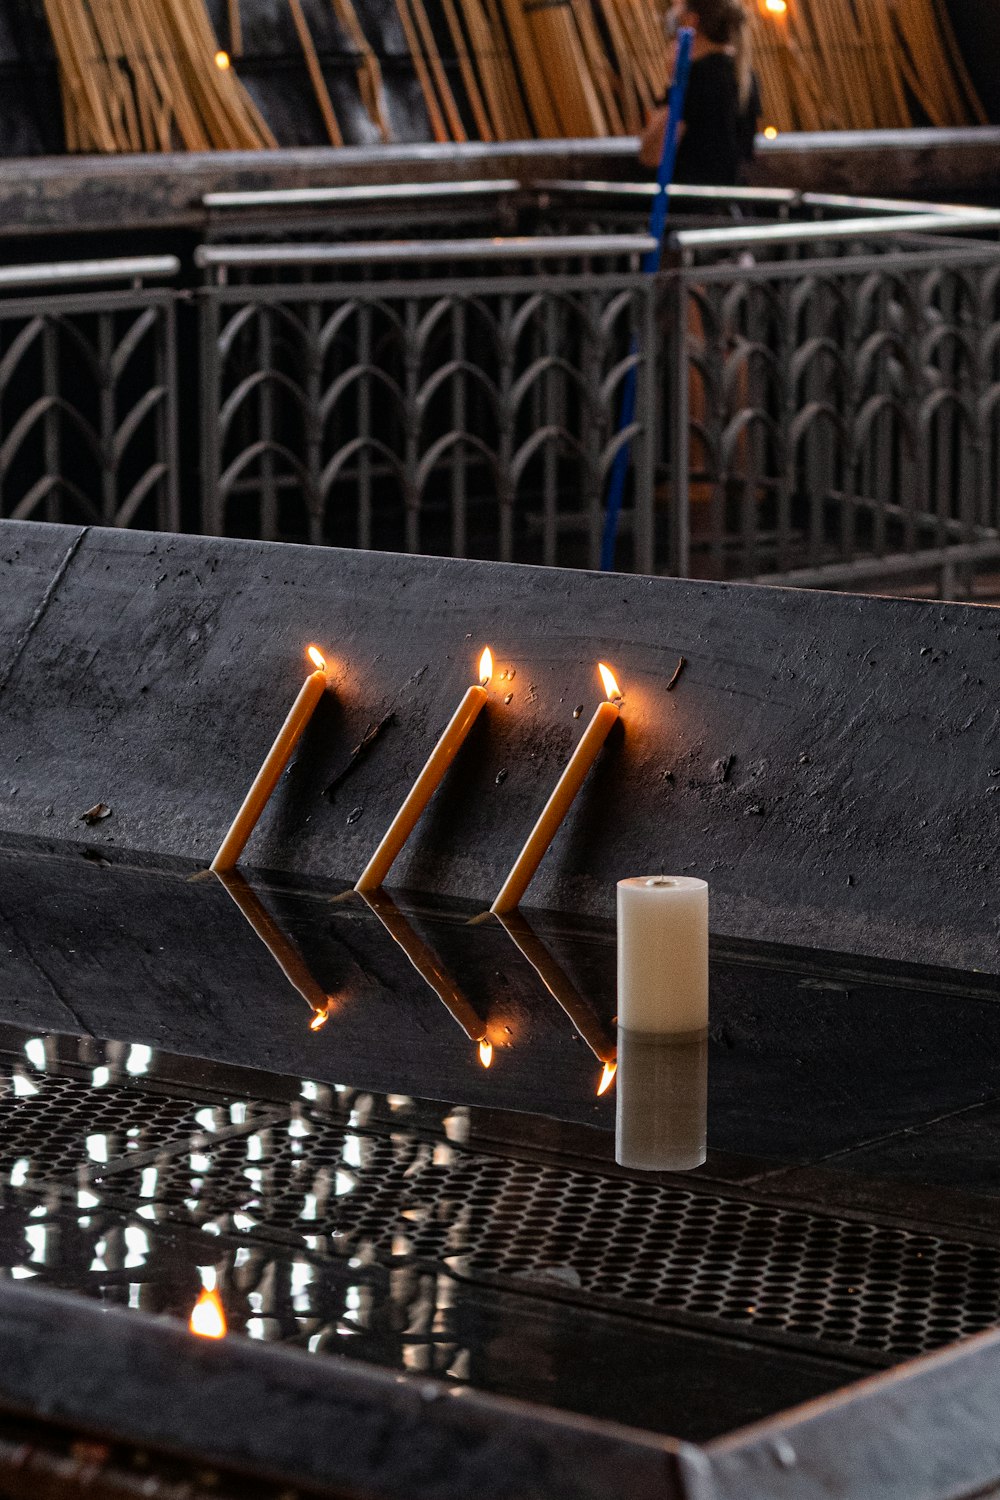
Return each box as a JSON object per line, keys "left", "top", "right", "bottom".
{"left": 355, "top": 647, "right": 493, "bottom": 893}
{"left": 491, "top": 663, "right": 622, "bottom": 915}
{"left": 212, "top": 646, "right": 329, "bottom": 872}
{"left": 214, "top": 868, "right": 333, "bottom": 1029}
{"left": 359, "top": 888, "right": 494, "bottom": 1066}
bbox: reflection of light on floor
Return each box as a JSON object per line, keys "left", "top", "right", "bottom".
{"left": 24, "top": 1038, "right": 46, "bottom": 1071}
{"left": 126, "top": 1045, "right": 153, "bottom": 1076}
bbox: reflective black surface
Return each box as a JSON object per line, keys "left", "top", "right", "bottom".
{"left": 2, "top": 837, "right": 1000, "bottom": 1443}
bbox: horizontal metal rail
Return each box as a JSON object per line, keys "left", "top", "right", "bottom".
{"left": 195, "top": 235, "right": 657, "bottom": 271}
{"left": 672, "top": 210, "right": 1000, "bottom": 252}
{"left": 537, "top": 178, "right": 800, "bottom": 206}
{"left": 0, "top": 256, "right": 181, "bottom": 291}
{"left": 203, "top": 179, "right": 521, "bottom": 210}
{"left": 802, "top": 191, "right": 989, "bottom": 218}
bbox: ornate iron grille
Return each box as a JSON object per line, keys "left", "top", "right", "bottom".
{"left": 3, "top": 1037, "right": 1000, "bottom": 1368}
{"left": 0, "top": 283, "right": 178, "bottom": 532}
{"left": 199, "top": 260, "right": 658, "bottom": 572}
{"left": 672, "top": 239, "right": 1000, "bottom": 590}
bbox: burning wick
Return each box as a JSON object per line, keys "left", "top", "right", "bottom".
{"left": 355, "top": 648, "right": 494, "bottom": 892}
{"left": 211, "top": 646, "right": 330, "bottom": 872}
{"left": 189, "top": 1287, "right": 227, "bottom": 1339}
{"left": 491, "top": 663, "right": 622, "bottom": 914}
{"left": 214, "top": 49, "right": 232, "bottom": 69}
{"left": 479, "top": 1039, "right": 494, "bottom": 1068}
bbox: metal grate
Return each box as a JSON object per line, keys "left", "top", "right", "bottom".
{"left": 2, "top": 1048, "right": 999, "bottom": 1365}
{"left": 88, "top": 1104, "right": 1000, "bottom": 1362}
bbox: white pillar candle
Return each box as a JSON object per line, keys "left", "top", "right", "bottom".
{"left": 615, "top": 1027, "right": 707, "bottom": 1172}
{"left": 617, "top": 876, "right": 708, "bottom": 1033}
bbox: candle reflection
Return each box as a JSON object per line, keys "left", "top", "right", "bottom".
{"left": 359, "top": 889, "right": 494, "bottom": 1067}
{"left": 496, "top": 910, "right": 616, "bottom": 1095}
{"left": 615, "top": 1028, "right": 708, "bottom": 1173}
{"left": 189, "top": 1285, "right": 227, "bottom": 1339}
{"left": 214, "top": 869, "right": 334, "bottom": 1029}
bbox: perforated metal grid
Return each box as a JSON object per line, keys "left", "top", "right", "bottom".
{"left": 86, "top": 1102, "right": 1000, "bottom": 1362}
{"left": 3, "top": 1048, "right": 1000, "bottom": 1366}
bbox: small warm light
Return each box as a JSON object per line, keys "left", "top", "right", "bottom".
{"left": 598, "top": 663, "right": 622, "bottom": 703}
{"left": 214, "top": 49, "right": 232, "bottom": 69}
{"left": 189, "top": 1286, "right": 227, "bottom": 1339}
{"left": 763, "top": 0, "right": 787, "bottom": 12}
{"left": 307, "top": 645, "right": 326, "bottom": 672}
{"left": 597, "top": 1060, "right": 618, "bottom": 1096}
{"left": 763, "top": 125, "right": 779, "bottom": 139}
{"left": 479, "top": 647, "right": 494, "bottom": 686}
{"left": 479, "top": 1039, "right": 494, "bottom": 1068}
{"left": 309, "top": 1007, "right": 330, "bottom": 1032}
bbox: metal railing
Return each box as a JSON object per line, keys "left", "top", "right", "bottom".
{"left": 0, "top": 256, "right": 179, "bottom": 532}
{"left": 7, "top": 194, "right": 1000, "bottom": 598}
{"left": 196, "top": 234, "right": 659, "bottom": 570}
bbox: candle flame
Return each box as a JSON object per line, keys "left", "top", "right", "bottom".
{"left": 479, "top": 1039, "right": 494, "bottom": 1068}
{"left": 214, "top": 49, "right": 232, "bottom": 69}
{"left": 598, "top": 663, "right": 622, "bottom": 703}
{"left": 763, "top": 0, "right": 787, "bottom": 12}
{"left": 309, "top": 1007, "right": 330, "bottom": 1032}
{"left": 307, "top": 645, "right": 326, "bottom": 672}
{"left": 597, "top": 1060, "right": 618, "bottom": 1096}
{"left": 189, "top": 1287, "right": 227, "bottom": 1339}
{"left": 479, "top": 647, "right": 494, "bottom": 686}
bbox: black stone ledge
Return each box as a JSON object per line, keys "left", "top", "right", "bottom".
{"left": 705, "top": 1326, "right": 1000, "bottom": 1500}
{"left": 4, "top": 521, "right": 1000, "bottom": 973}
{"left": 0, "top": 139, "right": 633, "bottom": 238}
{"left": 0, "top": 1279, "right": 699, "bottom": 1500}
{"left": 3, "top": 126, "right": 1000, "bottom": 239}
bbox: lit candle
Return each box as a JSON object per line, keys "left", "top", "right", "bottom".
{"left": 617, "top": 877, "right": 708, "bottom": 1033}
{"left": 360, "top": 888, "right": 493, "bottom": 1066}
{"left": 615, "top": 1027, "right": 707, "bottom": 1172}
{"left": 491, "top": 664, "right": 622, "bottom": 916}
{"left": 497, "top": 910, "right": 616, "bottom": 1093}
{"left": 189, "top": 1286, "right": 227, "bottom": 1339}
{"left": 211, "top": 645, "right": 329, "bottom": 872}
{"left": 355, "top": 647, "right": 493, "bottom": 893}
{"left": 214, "top": 868, "right": 333, "bottom": 1030}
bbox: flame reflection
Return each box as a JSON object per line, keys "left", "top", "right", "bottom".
{"left": 479, "top": 647, "right": 494, "bottom": 686}
{"left": 189, "top": 1286, "right": 227, "bottom": 1339}
{"left": 597, "top": 1060, "right": 618, "bottom": 1096}
{"left": 307, "top": 645, "right": 327, "bottom": 672}
{"left": 598, "top": 662, "right": 622, "bottom": 702}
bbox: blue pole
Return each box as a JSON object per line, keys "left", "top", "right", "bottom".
{"left": 599, "top": 26, "right": 694, "bottom": 573}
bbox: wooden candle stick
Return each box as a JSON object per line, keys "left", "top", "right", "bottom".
{"left": 498, "top": 910, "right": 616, "bottom": 1093}
{"left": 355, "top": 648, "right": 493, "bottom": 893}
{"left": 360, "top": 888, "right": 494, "bottom": 1066}
{"left": 215, "top": 868, "right": 333, "bottom": 1029}
{"left": 211, "top": 646, "right": 329, "bottom": 873}
{"left": 491, "top": 663, "right": 622, "bottom": 915}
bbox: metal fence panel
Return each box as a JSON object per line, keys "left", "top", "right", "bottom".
{"left": 666, "top": 241, "right": 1000, "bottom": 592}
{"left": 199, "top": 258, "right": 657, "bottom": 573}
{"left": 0, "top": 268, "right": 178, "bottom": 533}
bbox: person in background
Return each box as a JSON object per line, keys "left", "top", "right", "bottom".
{"left": 639, "top": 0, "right": 761, "bottom": 184}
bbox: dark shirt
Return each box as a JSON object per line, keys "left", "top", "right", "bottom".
{"left": 673, "top": 52, "right": 761, "bottom": 185}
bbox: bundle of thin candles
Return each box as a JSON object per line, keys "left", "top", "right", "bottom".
{"left": 39, "top": 0, "right": 987, "bottom": 151}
